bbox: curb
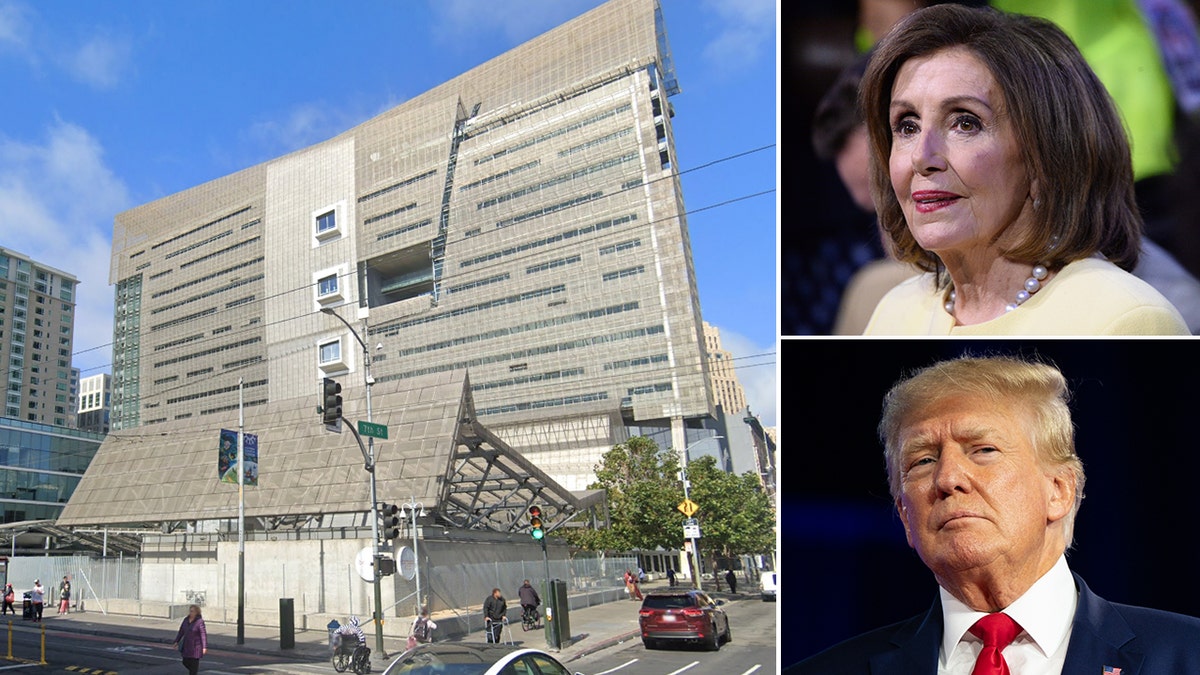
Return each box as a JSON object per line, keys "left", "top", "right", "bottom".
{"left": 39, "top": 621, "right": 325, "bottom": 661}
{"left": 564, "top": 629, "right": 642, "bottom": 663}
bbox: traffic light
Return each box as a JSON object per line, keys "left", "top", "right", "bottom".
{"left": 379, "top": 503, "right": 401, "bottom": 541}
{"left": 376, "top": 556, "right": 396, "bottom": 577}
{"left": 321, "top": 377, "right": 342, "bottom": 428}
{"left": 529, "top": 505, "right": 544, "bottom": 541}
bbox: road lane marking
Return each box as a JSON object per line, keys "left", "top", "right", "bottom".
{"left": 665, "top": 661, "right": 700, "bottom": 675}
{"left": 738, "top": 666, "right": 762, "bottom": 675}
{"left": 594, "top": 659, "right": 638, "bottom": 674}
{"left": 0, "top": 665, "right": 38, "bottom": 672}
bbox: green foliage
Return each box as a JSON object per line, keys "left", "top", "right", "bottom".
{"left": 562, "top": 436, "right": 684, "bottom": 552}
{"left": 686, "top": 455, "right": 776, "bottom": 564}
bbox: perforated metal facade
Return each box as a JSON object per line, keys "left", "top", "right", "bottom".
{"left": 108, "top": 0, "right": 713, "bottom": 490}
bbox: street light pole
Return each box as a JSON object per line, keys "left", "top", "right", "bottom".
{"left": 400, "top": 497, "right": 425, "bottom": 616}
{"left": 680, "top": 436, "right": 722, "bottom": 591}
{"left": 321, "top": 308, "right": 385, "bottom": 660}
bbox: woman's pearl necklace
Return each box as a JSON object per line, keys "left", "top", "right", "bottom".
{"left": 943, "top": 264, "right": 1050, "bottom": 316}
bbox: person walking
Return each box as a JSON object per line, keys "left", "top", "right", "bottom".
{"left": 58, "top": 576, "right": 71, "bottom": 615}
{"left": 483, "top": 588, "right": 507, "bottom": 644}
{"left": 1, "top": 584, "right": 13, "bottom": 615}
{"left": 725, "top": 569, "right": 738, "bottom": 595}
{"left": 30, "top": 580, "right": 44, "bottom": 622}
{"left": 173, "top": 604, "right": 207, "bottom": 675}
{"left": 666, "top": 567, "right": 676, "bottom": 588}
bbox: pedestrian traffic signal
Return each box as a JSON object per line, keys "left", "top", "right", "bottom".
{"left": 529, "top": 505, "right": 544, "bottom": 541}
{"left": 379, "top": 503, "right": 401, "bottom": 540}
{"left": 321, "top": 377, "right": 342, "bottom": 428}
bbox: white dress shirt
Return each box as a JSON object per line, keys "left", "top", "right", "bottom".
{"left": 938, "top": 555, "right": 1078, "bottom": 675}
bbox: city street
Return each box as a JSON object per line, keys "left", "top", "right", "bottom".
{"left": 3, "top": 622, "right": 309, "bottom": 674}
{"left": 571, "top": 596, "right": 776, "bottom": 675}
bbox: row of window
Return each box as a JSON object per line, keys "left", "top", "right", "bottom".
{"left": 476, "top": 390, "right": 609, "bottom": 417}
{"left": 526, "top": 255, "right": 580, "bottom": 275}
{"left": 445, "top": 272, "right": 509, "bottom": 295}
{"left": 601, "top": 265, "right": 645, "bottom": 282}
{"left": 473, "top": 102, "right": 634, "bottom": 166}
{"left": 152, "top": 336, "right": 262, "bottom": 369}
{"left": 358, "top": 168, "right": 438, "bottom": 203}
{"left": 152, "top": 333, "right": 204, "bottom": 352}
{"left": 558, "top": 127, "right": 634, "bottom": 158}
{"left": 377, "top": 218, "right": 432, "bottom": 243}
{"left": 151, "top": 257, "right": 263, "bottom": 299}
{"left": 369, "top": 285, "right": 564, "bottom": 336}
{"left": 164, "top": 229, "right": 232, "bottom": 260}
{"left": 471, "top": 367, "right": 584, "bottom": 393}
{"left": 477, "top": 153, "right": 637, "bottom": 211}
{"left": 459, "top": 213, "right": 637, "bottom": 268}
{"left": 381, "top": 323, "right": 664, "bottom": 383}
{"left": 363, "top": 201, "right": 417, "bottom": 227}
{"left": 164, "top": 378, "right": 267, "bottom": 406}
{"left": 605, "top": 353, "right": 669, "bottom": 371}
{"left": 179, "top": 237, "right": 261, "bottom": 270}
{"left": 395, "top": 300, "right": 639, "bottom": 359}
{"left": 148, "top": 206, "right": 252, "bottom": 251}
{"left": 496, "top": 191, "right": 604, "bottom": 229}
{"left": 149, "top": 274, "right": 263, "bottom": 315}
{"left": 598, "top": 239, "right": 641, "bottom": 256}
{"left": 458, "top": 159, "right": 540, "bottom": 193}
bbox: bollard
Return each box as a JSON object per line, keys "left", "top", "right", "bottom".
{"left": 39, "top": 622, "right": 46, "bottom": 664}
{"left": 279, "top": 598, "right": 295, "bottom": 650}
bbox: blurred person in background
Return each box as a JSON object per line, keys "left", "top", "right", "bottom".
{"left": 859, "top": 5, "right": 1188, "bottom": 334}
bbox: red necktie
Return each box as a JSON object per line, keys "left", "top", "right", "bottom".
{"left": 968, "top": 612, "right": 1022, "bottom": 675}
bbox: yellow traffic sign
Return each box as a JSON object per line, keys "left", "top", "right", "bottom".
{"left": 677, "top": 498, "right": 699, "bottom": 518}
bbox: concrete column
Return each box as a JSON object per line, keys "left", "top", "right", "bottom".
{"left": 670, "top": 416, "right": 687, "bottom": 464}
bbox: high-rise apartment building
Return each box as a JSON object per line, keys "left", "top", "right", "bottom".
{"left": 77, "top": 373, "right": 112, "bottom": 435}
{"left": 703, "top": 321, "right": 748, "bottom": 416}
{"left": 0, "top": 248, "right": 78, "bottom": 427}
{"left": 109, "top": 0, "right": 714, "bottom": 490}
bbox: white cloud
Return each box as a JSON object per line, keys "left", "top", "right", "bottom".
{"left": 710, "top": 325, "right": 776, "bottom": 427}
{"left": 429, "top": 0, "right": 601, "bottom": 46}
{"left": 0, "top": 1, "right": 29, "bottom": 50}
{"left": 700, "top": 0, "right": 776, "bottom": 75}
{"left": 64, "top": 34, "right": 133, "bottom": 90}
{"left": 0, "top": 121, "right": 131, "bottom": 374}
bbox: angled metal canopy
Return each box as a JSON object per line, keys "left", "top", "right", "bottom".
{"left": 439, "top": 418, "right": 607, "bottom": 534}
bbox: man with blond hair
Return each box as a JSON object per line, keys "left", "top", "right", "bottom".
{"left": 792, "top": 356, "right": 1200, "bottom": 674}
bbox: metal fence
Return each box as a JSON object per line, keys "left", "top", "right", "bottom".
{"left": 6, "top": 556, "right": 140, "bottom": 609}
{"left": 420, "top": 553, "right": 634, "bottom": 615}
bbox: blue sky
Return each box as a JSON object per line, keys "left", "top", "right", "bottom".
{"left": 0, "top": 0, "right": 777, "bottom": 425}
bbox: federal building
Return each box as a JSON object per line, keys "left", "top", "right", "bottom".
{"left": 101, "top": 0, "right": 715, "bottom": 498}
{"left": 54, "top": 0, "right": 723, "bottom": 620}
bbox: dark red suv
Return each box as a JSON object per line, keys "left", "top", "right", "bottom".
{"left": 638, "top": 590, "right": 731, "bottom": 651}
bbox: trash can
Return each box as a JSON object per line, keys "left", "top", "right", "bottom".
{"left": 21, "top": 592, "right": 31, "bottom": 620}
{"left": 279, "top": 598, "right": 295, "bottom": 649}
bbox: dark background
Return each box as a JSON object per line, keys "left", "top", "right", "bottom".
{"left": 779, "top": 339, "right": 1200, "bottom": 669}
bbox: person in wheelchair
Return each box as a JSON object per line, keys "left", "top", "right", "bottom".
{"left": 333, "top": 615, "right": 371, "bottom": 671}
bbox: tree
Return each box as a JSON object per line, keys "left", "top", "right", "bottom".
{"left": 686, "top": 455, "right": 776, "bottom": 572}
{"left": 562, "top": 436, "right": 684, "bottom": 552}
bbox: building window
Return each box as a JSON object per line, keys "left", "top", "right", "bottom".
{"left": 318, "top": 339, "right": 343, "bottom": 371}
{"left": 316, "top": 210, "right": 336, "bottom": 234}
{"left": 318, "top": 274, "right": 338, "bottom": 298}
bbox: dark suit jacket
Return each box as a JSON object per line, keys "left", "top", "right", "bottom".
{"left": 788, "top": 574, "right": 1200, "bottom": 674}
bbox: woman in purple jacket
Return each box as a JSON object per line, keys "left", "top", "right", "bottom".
{"left": 173, "top": 604, "right": 207, "bottom": 674}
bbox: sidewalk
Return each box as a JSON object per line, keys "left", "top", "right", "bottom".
{"left": 35, "top": 580, "right": 750, "bottom": 664}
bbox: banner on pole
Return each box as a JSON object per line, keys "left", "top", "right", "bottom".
{"left": 219, "top": 429, "right": 259, "bottom": 486}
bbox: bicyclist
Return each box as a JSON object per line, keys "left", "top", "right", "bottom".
{"left": 517, "top": 579, "right": 540, "bottom": 627}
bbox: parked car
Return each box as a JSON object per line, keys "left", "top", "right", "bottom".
{"left": 638, "top": 589, "right": 731, "bottom": 651}
{"left": 760, "top": 570, "right": 778, "bottom": 602}
{"left": 382, "top": 644, "right": 582, "bottom": 675}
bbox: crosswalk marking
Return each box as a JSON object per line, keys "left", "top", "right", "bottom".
{"left": 594, "top": 659, "right": 639, "bottom": 675}
{"left": 738, "top": 666, "right": 762, "bottom": 675}
{"left": 665, "top": 662, "right": 700, "bottom": 675}
{"left": 62, "top": 667, "right": 117, "bottom": 675}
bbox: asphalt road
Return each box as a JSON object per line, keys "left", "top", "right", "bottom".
{"left": 570, "top": 596, "right": 777, "bottom": 675}
{"left": 2, "top": 622, "right": 313, "bottom": 674}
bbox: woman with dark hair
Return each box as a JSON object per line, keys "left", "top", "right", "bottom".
{"left": 859, "top": 4, "right": 1187, "bottom": 334}
{"left": 173, "top": 605, "right": 207, "bottom": 675}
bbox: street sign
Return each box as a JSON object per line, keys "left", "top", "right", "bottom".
{"left": 684, "top": 523, "right": 701, "bottom": 539}
{"left": 677, "top": 498, "right": 699, "bottom": 518}
{"left": 398, "top": 546, "right": 417, "bottom": 581}
{"left": 358, "top": 420, "right": 388, "bottom": 440}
